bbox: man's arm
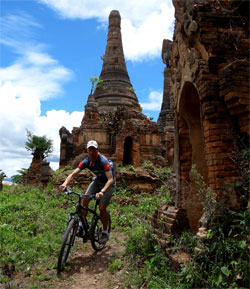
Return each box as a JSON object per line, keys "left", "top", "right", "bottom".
{"left": 60, "top": 167, "right": 81, "bottom": 191}
{"left": 96, "top": 171, "right": 114, "bottom": 199}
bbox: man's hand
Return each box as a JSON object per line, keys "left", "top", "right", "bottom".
{"left": 96, "top": 192, "right": 104, "bottom": 199}
{"left": 60, "top": 184, "right": 67, "bottom": 192}
{"left": 59, "top": 168, "right": 80, "bottom": 192}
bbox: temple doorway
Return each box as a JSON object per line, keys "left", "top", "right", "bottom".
{"left": 178, "top": 81, "right": 208, "bottom": 231}
{"left": 123, "top": 136, "right": 133, "bottom": 165}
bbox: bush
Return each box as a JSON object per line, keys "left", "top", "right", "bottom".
{"left": 0, "top": 185, "right": 70, "bottom": 274}
{"left": 125, "top": 225, "right": 170, "bottom": 288}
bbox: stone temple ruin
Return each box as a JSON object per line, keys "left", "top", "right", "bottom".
{"left": 59, "top": 1, "right": 249, "bottom": 237}
{"left": 152, "top": 0, "right": 249, "bottom": 238}
{"left": 59, "top": 10, "right": 171, "bottom": 169}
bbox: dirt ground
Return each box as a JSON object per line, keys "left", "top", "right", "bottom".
{"left": 2, "top": 232, "right": 127, "bottom": 289}
{"left": 54, "top": 232, "right": 127, "bottom": 289}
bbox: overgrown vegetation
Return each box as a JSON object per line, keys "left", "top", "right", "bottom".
{"left": 0, "top": 160, "right": 249, "bottom": 288}
{"left": 0, "top": 185, "right": 65, "bottom": 284}
{"left": 119, "top": 160, "right": 249, "bottom": 289}
{"left": 11, "top": 168, "right": 28, "bottom": 184}
{"left": 186, "top": 209, "right": 249, "bottom": 288}
{"left": 99, "top": 106, "right": 124, "bottom": 154}
{"left": 0, "top": 165, "right": 172, "bottom": 287}
{"left": 89, "top": 75, "right": 104, "bottom": 94}
{"left": 25, "top": 130, "right": 53, "bottom": 160}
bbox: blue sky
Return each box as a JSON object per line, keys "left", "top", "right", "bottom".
{"left": 0, "top": 0, "right": 175, "bottom": 178}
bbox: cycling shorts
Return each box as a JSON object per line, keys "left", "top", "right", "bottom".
{"left": 85, "top": 179, "right": 114, "bottom": 206}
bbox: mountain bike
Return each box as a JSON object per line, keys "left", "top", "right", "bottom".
{"left": 57, "top": 188, "right": 111, "bottom": 273}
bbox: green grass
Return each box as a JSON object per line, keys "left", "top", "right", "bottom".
{"left": 1, "top": 171, "right": 248, "bottom": 289}
{"left": 0, "top": 185, "right": 72, "bottom": 274}
{"left": 108, "top": 258, "right": 124, "bottom": 273}
{"left": 0, "top": 179, "right": 171, "bottom": 286}
{"left": 109, "top": 188, "right": 172, "bottom": 231}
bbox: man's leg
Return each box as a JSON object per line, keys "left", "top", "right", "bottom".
{"left": 98, "top": 185, "right": 114, "bottom": 243}
{"left": 99, "top": 185, "right": 113, "bottom": 229}
{"left": 99, "top": 203, "right": 109, "bottom": 231}
{"left": 78, "top": 181, "right": 99, "bottom": 238}
{"left": 81, "top": 180, "right": 99, "bottom": 217}
{"left": 81, "top": 198, "right": 91, "bottom": 217}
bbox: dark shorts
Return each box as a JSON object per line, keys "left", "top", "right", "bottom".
{"left": 85, "top": 179, "right": 114, "bottom": 206}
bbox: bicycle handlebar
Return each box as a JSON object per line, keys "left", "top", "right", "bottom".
{"left": 64, "top": 188, "right": 96, "bottom": 200}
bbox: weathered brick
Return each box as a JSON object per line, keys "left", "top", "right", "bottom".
{"left": 205, "top": 153, "right": 230, "bottom": 160}
{"left": 205, "top": 146, "right": 227, "bottom": 154}
{"left": 163, "top": 1, "right": 249, "bottom": 233}
{"left": 224, "top": 92, "right": 249, "bottom": 102}
{"left": 216, "top": 171, "right": 237, "bottom": 178}
{"left": 206, "top": 141, "right": 230, "bottom": 148}
{"left": 204, "top": 129, "right": 224, "bottom": 138}
{"left": 208, "top": 164, "right": 235, "bottom": 172}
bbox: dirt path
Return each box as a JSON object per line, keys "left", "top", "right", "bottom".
{"left": 3, "top": 232, "right": 127, "bottom": 289}
{"left": 52, "top": 232, "right": 126, "bottom": 289}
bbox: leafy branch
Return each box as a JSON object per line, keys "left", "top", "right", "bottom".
{"left": 89, "top": 76, "right": 104, "bottom": 94}
{"left": 25, "top": 130, "right": 53, "bottom": 161}
{"left": 100, "top": 106, "right": 124, "bottom": 154}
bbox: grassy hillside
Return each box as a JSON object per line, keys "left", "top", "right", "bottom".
{"left": 0, "top": 165, "right": 249, "bottom": 288}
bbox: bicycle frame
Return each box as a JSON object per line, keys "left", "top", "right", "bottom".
{"left": 65, "top": 189, "right": 100, "bottom": 237}
{"left": 58, "top": 188, "right": 111, "bottom": 273}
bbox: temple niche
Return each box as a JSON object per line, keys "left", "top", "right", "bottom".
{"left": 59, "top": 10, "right": 169, "bottom": 169}
{"left": 162, "top": 0, "right": 249, "bottom": 233}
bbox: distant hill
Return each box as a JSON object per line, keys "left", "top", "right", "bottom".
{"left": 3, "top": 177, "right": 13, "bottom": 183}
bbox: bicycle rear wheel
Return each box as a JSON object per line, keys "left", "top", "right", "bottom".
{"left": 57, "top": 217, "right": 78, "bottom": 273}
{"left": 90, "top": 212, "right": 111, "bottom": 251}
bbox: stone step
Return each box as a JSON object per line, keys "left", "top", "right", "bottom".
{"left": 169, "top": 251, "right": 191, "bottom": 271}
{"left": 163, "top": 216, "right": 176, "bottom": 225}
{"left": 155, "top": 235, "right": 171, "bottom": 249}
{"left": 158, "top": 210, "right": 178, "bottom": 220}
{"left": 153, "top": 228, "right": 171, "bottom": 241}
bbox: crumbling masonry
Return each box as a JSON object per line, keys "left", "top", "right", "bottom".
{"left": 59, "top": 10, "right": 169, "bottom": 170}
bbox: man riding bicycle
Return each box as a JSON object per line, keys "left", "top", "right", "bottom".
{"left": 60, "top": 140, "right": 115, "bottom": 244}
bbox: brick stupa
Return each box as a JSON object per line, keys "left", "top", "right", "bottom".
{"left": 59, "top": 10, "right": 168, "bottom": 168}
{"left": 93, "top": 10, "right": 140, "bottom": 110}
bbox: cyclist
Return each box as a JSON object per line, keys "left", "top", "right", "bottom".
{"left": 60, "top": 140, "right": 115, "bottom": 244}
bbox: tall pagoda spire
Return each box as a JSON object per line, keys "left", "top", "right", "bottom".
{"left": 93, "top": 10, "right": 140, "bottom": 109}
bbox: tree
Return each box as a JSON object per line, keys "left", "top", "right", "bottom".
{"left": 25, "top": 130, "right": 53, "bottom": 161}
{"left": 11, "top": 168, "right": 28, "bottom": 184}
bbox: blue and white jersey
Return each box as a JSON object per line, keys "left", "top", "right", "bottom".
{"left": 78, "top": 153, "right": 115, "bottom": 183}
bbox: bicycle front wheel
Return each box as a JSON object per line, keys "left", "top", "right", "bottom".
{"left": 57, "top": 217, "right": 78, "bottom": 273}
{"left": 90, "top": 212, "right": 111, "bottom": 251}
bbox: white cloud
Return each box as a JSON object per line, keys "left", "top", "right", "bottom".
{"left": 0, "top": 13, "right": 82, "bottom": 178}
{"left": 37, "top": 0, "right": 175, "bottom": 61}
{"left": 0, "top": 87, "right": 83, "bottom": 177}
{"left": 0, "top": 12, "right": 41, "bottom": 50}
{"left": 34, "top": 109, "right": 84, "bottom": 169}
{"left": 0, "top": 51, "right": 75, "bottom": 178}
{"left": 0, "top": 52, "right": 72, "bottom": 101}
{"left": 122, "top": 3, "right": 174, "bottom": 61}
{"left": 141, "top": 90, "right": 162, "bottom": 111}
{"left": 0, "top": 1, "right": 174, "bottom": 178}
